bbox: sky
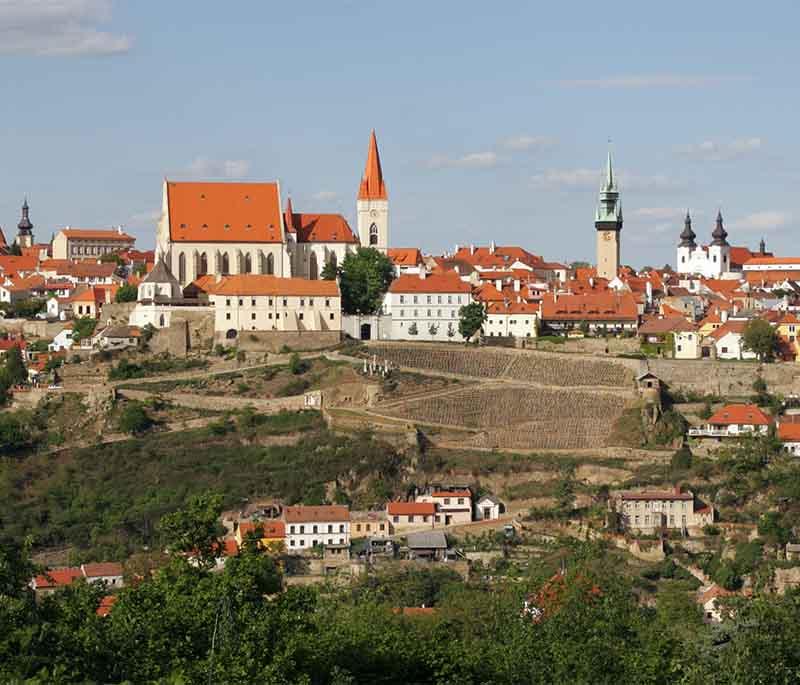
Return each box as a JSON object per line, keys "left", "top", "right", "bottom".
{"left": 1, "top": 0, "right": 799, "bottom": 268}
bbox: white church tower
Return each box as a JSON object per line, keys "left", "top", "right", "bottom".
{"left": 356, "top": 130, "right": 389, "bottom": 253}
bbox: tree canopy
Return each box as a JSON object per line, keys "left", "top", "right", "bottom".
{"left": 742, "top": 318, "right": 780, "bottom": 362}
{"left": 115, "top": 283, "right": 138, "bottom": 303}
{"left": 336, "top": 247, "right": 395, "bottom": 315}
{"left": 458, "top": 302, "right": 487, "bottom": 340}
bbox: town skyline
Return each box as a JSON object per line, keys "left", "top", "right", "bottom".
{"left": 1, "top": 1, "right": 799, "bottom": 266}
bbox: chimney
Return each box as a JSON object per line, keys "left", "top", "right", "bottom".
{"left": 721, "top": 309, "right": 728, "bottom": 322}
{"left": 117, "top": 225, "right": 123, "bottom": 234}
{"left": 418, "top": 266, "right": 427, "bottom": 280}
{"left": 513, "top": 279, "right": 520, "bottom": 292}
{"left": 469, "top": 244, "right": 475, "bottom": 255}
{"left": 496, "top": 279, "right": 502, "bottom": 290}
{"left": 489, "top": 240, "right": 496, "bottom": 255}
{"left": 454, "top": 244, "right": 460, "bottom": 254}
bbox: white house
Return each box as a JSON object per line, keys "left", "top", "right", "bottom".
{"left": 415, "top": 489, "right": 473, "bottom": 526}
{"left": 707, "top": 320, "right": 756, "bottom": 360}
{"left": 49, "top": 326, "right": 75, "bottom": 352}
{"left": 80, "top": 562, "right": 124, "bottom": 588}
{"left": 386, "top": 501, "right": 437, "bottom": 533}
{"left": 613, "top": 487, "right": 714, "bottom": 533}
{"left": 92, "top": 325, "right": 141, "bottom": 351}
{"left": 689, "top": 403, "right": 771, "bottom": 438}
{"left": 475, "top": 495, "right": 504, "bottom": 521}
{"left": 778, "top": 421, "right": 800, "bottom": 455}
{"left": 483, "top": 301, "right": 538, "bottom": 338}
{"left": 381, "top": 271, "right": 473, "bottom": 342}
{"left": 283, "top": 505, "right": 350, "bottom": 554}
{"left": 46, "top": 296, "right": 72, "bottom": 321}
{"left": 674, "top": 327, "right": 702, "bottom": 359}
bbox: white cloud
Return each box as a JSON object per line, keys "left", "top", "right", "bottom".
{"left": 427, "top": 151, "right": 500, "bottom": 170}
{"left": 186, "top": 157, "right": 251, "bottom": 179}
{"left": 729, "top": 211, "right": 791, "bottom": 233}
{"left": 0, "top": 0, "right": 132, "bottom": 56}
{"left": 630, "top": 207, "right": 687, "bottom": 221}
{"left": 499, "top": 135, "right": 556, "bottom": 151}
{"left": 312, "top": 191, "right": 338, "bottom": 201}
{"left": 531, "top": 169, "right": 685, "bottom": 192}
{"left": 559, "top": 74, "right": 747, "bottom": 89}
{"left": 677, "top": 138, "right": 763, "bottom": 162}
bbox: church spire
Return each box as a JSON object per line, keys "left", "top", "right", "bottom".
{"left": 711, "top": 209, "right": 729, "bottom": 246}
{"left": 357, "top": 129, "right": 388, "bottom": 200}
{"left": 17, "top": 198, "right": 33, "bottom": 233}
{"left": 595, "top": 146, "right": 622, "bottom": 224}
{"left": 284, "top": 196, "right": 295, "bottom": 232}
{"left": 604, "top": 144, "right": 615, "bottom": 191}
{"left": 679, "top": 210, "right": 696, "bottom": 247}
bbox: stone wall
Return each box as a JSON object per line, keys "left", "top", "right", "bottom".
{"left": 117, "top": 387, "right": 313, "bottom": 413}
{"left": 149, "top": 322, "right": 189, "bottom": 357}
{"left": 647, "top": 358, "right": 800, "bottom": 396}
{"left": 0, "top": 319, "right": 67, "bottom": 338}
{"left": 534, "top": 336, "right": 641, "bottom": 356}
{"left": 97, "top": 302, "right": 137, "bottom": 326}
{"left": 219, "top": 330, "right": 340, "bottom": 353}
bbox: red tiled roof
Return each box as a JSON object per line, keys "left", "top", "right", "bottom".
{"left": 388, "top": 248, "right": 423, "bottom": 266}
{"left": 287, "top": 212, "right": 358, "bottom": 244}
{"left": 388, "top": 273, "right": 471, "bottom": 294}
{"left": 167, "top": 181, "right": 284, "bottom": 244}
{"left": 708, "top": 320, "right": 747, "bottom": 341}
{"left": 358, "top": 130, "right": 388, "bottom": 200}
{"left": 239, "top": 520, "right": 286, "bottom": 538}
{"left": 486, "top": 301, "right": 539, "bottom": 315}
{"left": 431, "top": 490, "right": 471, "bottom": 498}
{"left": 96, "top": 595, "right": 117, "bottom": 617}
{"left": 638, "top": 317, "right": 696, "bottom": 335}
{"left": 778, "top": 422, "right": 800, "bottom": 442}
{"left": 387, "top": 502, "right": 436, "bottom": 516}
{"left": 284, "top": 505, "right": 350, "bottom": 523}
{"left": 0, "top": 338, "right": 26, "bottom": 351}
{"left": 81, "top": 562, "right": 123, "bottom": 578}
{"left": 41, "top": 261, "right": 117, "bottom": 279}
{"left": 729, "top": 246, "right": 760, "bottom": 267}
{"left": 474, "top": 282, "right": 505, "bottom": 302}
{"left": 34, "top": 567, "right": 83, "bottom": 589}
{"left": 60, "top": 228, "right": 135, "bottom": 241}
{"left": 211, "top": 274, "right": 340, "bottom": 297}
{"left": 708, "top": 403, "right": 771, "bottom": 426}
{"left": 744, "top": 256, "right": 800, "bottom": 266}
{"left": 540, "top": 291, "right": 639, "bottom": 321}
{"left": 0, "top": 255, "right": 38, "bottom": 273}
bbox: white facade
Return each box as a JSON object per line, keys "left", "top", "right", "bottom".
{"left": 475, "top": 496, "right": 503, "bottom": 521}
{"left": 212, "top": 291, "right": 341, "bottom": 334}
{"left": 714, "top": 331, "right": 756, "bottom": 360}
{"left": 357, "top": 198, "right": 388, "bottom": 253}
{"left": 285, "top": 520, "right": 350, "bottom": 553}
{"left": 677, "top": 244, "right": 732, "bottom": 278}
{"left": 49, "top": 328, "right": 75, "bottom": 352}
{"left": 415, "top": 491, "right": 473, "bottom": 526}
{"left": 484, "top": 306, "right": 538, "bottom": 338}
{"left": 615, "top": 490, "right": 713, "bottom": 533}
{"left": 674, "top": 330, "right": 701, "bottom": 359}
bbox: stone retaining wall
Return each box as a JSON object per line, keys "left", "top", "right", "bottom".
{"left": 117, "top": 387, "right": 311, "bottom": 413}
{"left": 220, "top": 329, "right": 341, "bottom": 353}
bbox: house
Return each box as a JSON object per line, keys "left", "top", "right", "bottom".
{"left": 47, "top": 296, "right": 73, "bottom": 321}
{"left": 39, "top": 260, "right": 120, "bottom": 286}
{"left": 539, "top": 291, "right": 639, "bottom": 334}
{"left": 483, "top": 301, "right": 538, "bottom": 338}
{"left": 775, "top": 312, "right": 800, "bottom": 360}
{"left": 689, "top": 403, "right": 772, "bottom": 438}
{"left": 386, "top": 501, "right": 437, "bottom": 532}
{"left": 777, "top": 420, "right": 800, "bottom": 455}
{"left": 31, "top": 562, "right": 124, "bottom": 598}
{"left": 52, "top": 227, "right": 136, "bottom": 260}
{"left": 387, "top": 247, "right": 424, "bottom": 275}
{"left": 785, "top": 543, "right": 800, "bottom": 561}
{"left": 475, "top": 495, "right": 504, "bottom": 521}
{"left": 350, "top": 512, "right": 391, "bottom": 539}
{"left": 707, "top": 320, "right": 756, "bottom": 360}
{"left": 613, "top": 486, "right": 714, "bottom": 533}
{"left": 68, "top": 284, "right": 118, "bottom": 319}
{"left": 697, "top": 584, "right": 737, "bottom": 623}
{"left": 674, "top": 326, "right": 702, "bottom": 359}
{"left": 283, "top": 505, "right": 350, "bottom": 553}
{"left": 381, "top": 271, "right": 473, "bottom": 341}
{"left": 234, "top": 520, "right": 286, "bottom": 550}
{"left": 405, "top": 530, "right": 449, "bottom": 561}
{"left": 415, "top": 489, "right": 473, "bottom": 526}
{"left": 80, "top": 562, "right": 124, "bottom": 588}
{"left": 92, "top": 325, "right": 141, "bottom": 351}
{"left": 208, "top": 274, "right": 341, "bottom": 343}
{"left": 0, "top": 336, "right": 27, "bottom": 360}
{"left": 48, "top": 328, "right": 73, "bottom": 354}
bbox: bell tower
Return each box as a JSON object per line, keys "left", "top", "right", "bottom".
{"left": 356, "top": 130, "right": 389, "bottom": 253}
{"left": 16, "top": 198, "right": 34, "bottom": 249}
{"left": 594, "top": 148, "right": 623, "bottom": 280}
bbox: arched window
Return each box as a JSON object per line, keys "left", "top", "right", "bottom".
{"left": 226, "top": 329, "right": 238, "bottom": 340}
{"left": 178, "top": 253, "right": 186, "bottom": 283}
{"left": 266, "top": 253, "right": 274, "bottom": 275}
{"left": 328, "top": 253, "right": 337, "bottom": 271}
{"left": 221, "top": 253, "right": 230, "bottom": 275}
{"left": 309, "top": 252, "right": 319, "bottom": 280}
{"left": 369, "top": 223, "right": 379, "bottom": 246}
{"left": 199, "top": 252, "right": 208, "bottom": 276}
{"left": 244, "top": 253, "right": 252, "bottom": 274}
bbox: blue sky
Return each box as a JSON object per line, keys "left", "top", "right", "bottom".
{"left": 1, "top": 0, "right": 799, "bottom": 267}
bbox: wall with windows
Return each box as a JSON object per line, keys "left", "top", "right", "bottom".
{"left": 285, "top": 520, "right": 350, "bottom": 553}
{"left": 168, "top": 242, "right": 290, "bottom": 286}
{"left": 381, "top": 290, "right": 468, "bottom": 342}
{"left": 52, "top": 233, "right": 134, "bottom": 260}
{"left": 211, "top": 292, "right": 341, "bottom": 334}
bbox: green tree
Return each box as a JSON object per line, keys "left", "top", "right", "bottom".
{"left": 337, "top": 247, "right": 394, "bottom": 315}
{"left": 156, "top": 493, "right": 225, "bottom": 564}
{"left": 3, "top": 345, "right": 27, "bottom": 385}
{"left": 458, "top": 302, "right": 487, "bottom": 340}
{"left": 742, "top": 318, "right": 780, "bottom": 362}
{"left": 71, "top": 317, "right": 97, "bottom": 343}
{"left": 115, "top": 283, "right": 138, "bottom": 303}
{"left": 118, "top": 401, "right": 153, "bottom": 435}
{"left": 289, "top": 352, "right": 308, "bottom": 375}
{"left": 671, "top": 444, "right": 693, "bottom": 471}
{"left": 321, "top": 259, "right": 338, "bottom": 280}
{"left": 0, "top": 412, "right": 28, "bottom": 451}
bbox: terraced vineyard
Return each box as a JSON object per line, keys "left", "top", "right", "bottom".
{"left": 367, "top": 343, "right": 632, "bottom": 388}
{"left": 379, "top": 385, "right": 628, "bottom": 449}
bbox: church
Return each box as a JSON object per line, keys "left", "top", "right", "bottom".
{"left": 155, "top": 130, "right": 389, "bottom": 286}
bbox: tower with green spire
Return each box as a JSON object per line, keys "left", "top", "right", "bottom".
{"left": 595, "top": 148, "right": 623, "bottom": 280}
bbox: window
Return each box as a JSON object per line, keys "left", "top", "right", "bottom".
{"left": 447, "top": 295, "right": 452, "bottom": 304}
{"left": 290, "top": 539, "right": 295, "bottom": 546}
{"left": 226, "top": 313, "right": 231, "bottom": 320}
{"left": 226, "top": 299, "right": 231, "bottom": 306}
{"left": 339, "top": 538, "right": 344, "bottom": 545}
{"left": 437, "top": 295, "right": 442, "bottom": 304}
{"left": 399, "top": 309, "right": 404, "bottom": 317}
{"left": 328, "top": 524, "right": 333, "bottom": 533}
{"left": 238, "top": 299, "right": 243, "bottom": 306}
{"left": 325, "top": 299, "right": 330, "bottom": 307}
{"left": 408, "top": 515, "right": 415, "bottom": 523}
{"left": 423, "top": 515, "right": 429, "bottom": 523}
{"left": 309, "top": 298, "right": 314, "bottom": 306}
{"left": 300, "top": 540, "right": 305, "bottom": 546}
{"left": 444, "top": 498, "right": 450, "bottom": 505}
{"left": 290, "top": 525, "right": 295, "bottom": 534}
{"left": 369, "top": 223, "right": 379, "bottom": 246}
{"left": 329, "top": 313, "right": 334, "bottom": 320}
{"left": 299, "top": 526, "right": 305, "bottom": 534}
{"left": 251, "top": 298, "right": 256, "bottom": 306}
{"left": 427, "top": 296, "right": 432, "bottom": 304}
{"left": 312, "top": 525, "right": 318, "bottom": 534}
{"left": 339, "top": 524, "right": 345, "bottom": 533}
{"left": 458, "top": 498, "right": 464, "bottom": 504}
{"left": 393, "top": 515, "right": 399, "bottom": 523}
{"left": 300, "top": 299, "right": 304, "bottom": 306}
{"left": 400, "top": 295, "right": 405, "bottom": 304}
{"left": 251, "top": 313, "right": 256, "bottom": 320}
{"left": 437, "top": 310, "right": 442, "bottom": 317}
{"left": 427, "top": 309, "right": 431, "bottom": 317}
{"left": 283, "top": 299, "right": 287, "bottom": 306}
{"left": 266, "top": 253, "right": 275, "bottom": 275}
{"left": 299, "top": 313, "right": 304, "bottom": 320}
{"left": 413, "top": 296, "right": 418, "bottom": 304}
{"left": 268, "top": 313, "right": 273, "bottom": 319}
{"left": 178, "top": 253, "right": 186, "bottom": 283}
{"left": 379, "top": 523, "right": 385, "bottom": 531}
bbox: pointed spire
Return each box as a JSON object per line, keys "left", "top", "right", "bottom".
{"left": 357, "top": 129, "right": 388, "bottom": 200}
{"left": 17, "top": 198, "right": 33, "bottom": 233}
{"left": 711, "top": 209, "right": 729, "bottom": 246}
{"left": 759, "top": 237, "right": 766, "bottom": 255}
{"left": 604, "top": 142, "right": 615, "bottom": 191}
{"left": 679, "top": 209, "right": 696, "bottom": 247}
{"left": 284, "top": 196, "right": 295, "bottom": 232}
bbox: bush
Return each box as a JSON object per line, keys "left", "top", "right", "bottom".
{"left": 671, "top": 445, "right": 693, "bottom": 471}
{"left": 115, "top": 283, "right": 138, "bottom": 303}
{"left": 289, "top": 353, "right": 309, "bottom": 375}
{"left": 118, "top": 402, "right": 153, "bottom": 435}
{"left": 277, "top": 378, "right": 310, "bottom": 397}
{"left": 703, "top": 524, "right": 721, "bottom": 536}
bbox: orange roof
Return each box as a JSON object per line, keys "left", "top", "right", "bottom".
{"left": 778, "top": 422, "right": 800, "bottom": 441}
{"left": 778, "top": 313, "right": 800, "bottom": 325}
{"left": 574, "top": 267, "right": 597, "bottom": 280}
{"left": 41, "top": 260, "right": 117, "bottom": 279}
{"left": 211, "top": 274, "right": 340, "bottom": 297}
{"left": 34, "top": 567, "right": 83, "bottom": 589}
{"left": 82, "top": 562, "right": 123, "bottom": 578}
{"left": 167, "top": 181, "right": 284, "bottom": 243}
{"left": 60, "top": 228, "right": 135, "bottom": 241}
{"left": 96, "top": 595, "right": 117, "bottom": 617}
{"left": 540, "top": 291, "right": 639, "bottom": 321}
{"left": 239, "top": 520, "right": 286, "bottom": 538}
{"left": 431, "top": 490, "right": 471, "bottom": 498}
{"left": 745, "top": 270, "right": 800, "bottom": 284}
{"left": 357, "top": 130, "right": 388, "bottom": 200}
{"left": 387, "top": 502, "right": 436, "bottom": 516}
{"left": 730, "top": 246, "right": 760, "bottom": 267}
{"left": 708, "top": 320, "right": 747, "bottom": 340}
{"left": 474, "top": 282, "right": 505, "bottom": 302}
{"left": 284, "top": 505, "right": 350, "bottom": 523}
{"left": 387, "top": 248, "right": 423, "bottom": 266}
{"left": 388, "top": 273, "right": 471, "bottom": 294}
{"left": 702, "top": 278, "right": 741, "bottom": 295}
{"left": 486, "top": 301, "right": 539, "bottom": 315}
{"left": 698, "top": 584, "right": 735, "bottom": 605}
{"left": 287, "top": 212, "right": 358, "bottom": 244}
{"left": 660, "top": 304, "right": 687, "bottom": 318}
{"left": 744, "top": 256, "right": 800, "bottom": 266}
{"left": 0, "top": 255, "right": 38, "bottom": 273}
{"left": 699, "top": 311, "right": 723, "bottom": 327}
{"left": 708, "top": 403, "right": 771, "bottom": 426}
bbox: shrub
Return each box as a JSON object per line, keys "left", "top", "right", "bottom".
{"left": 289, "top": 353, "right": 309, "bottom": 375}
{"left": 671, "top": 445, "right": 693, "bottom": 471}
{"left": 277, "top": 378, "right": 310, "bottom": 397}
{"left": 118, "top": 402, "right": 153, "bottom": 435}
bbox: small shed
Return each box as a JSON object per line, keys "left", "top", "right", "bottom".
{"left": 406, "top": 530, "right": 448, "bottom": 561}
{"left": 635, "top": 371, "right": 661, "bottom": 393}
{"left": 475, "top": 495, "right": 504, "bottom": 521}
{"left": 786, "top": 543, "right": 800, "bottom": 561}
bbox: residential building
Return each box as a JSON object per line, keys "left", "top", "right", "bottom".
{"left": 382, "top": 271, "right": 472, "bottom": 341}
{"left": 0, "top": 337, "right": 27, "bottom": 360}
{"left": 31, "top": 562, "right": 124, "bottom": 598}
{"left": 483, "top": 301, "right": 538, "bottom": 338}
{"left": 350, "top": 512, "right": 391, "bottom": 539}
{"left": 405, "top": 530, "right": 449, "bottom": 561}
{"left": 92, "top": 325, "right": 141, "bottom": 351}
{"left": 387, "top": 501, "right": 437, "bottom": 532}
{"left": 234, "top": 520, "right": 286, "bottom": 551}
{"left": 49, "top": 325, "right": 75, "bottom": 352}
{"left": 283, "top": 505, "right": 350, "bottom": 553}
{"left": 387, "top": 248, "right": 424, "bottom": 275}
{"left": 539, "top": 291, "right": 639, "bottom": 334}
{"left": 80, "top": 563, "right": 124, "bottom": 588}
{"left": 777, "top": 419, "right": 800, "bottom": 455}
{"left": 39, "top": 260, "right": 120, "bottom": 286}
{"left": 674, "top": 327, "right": 702, "bottom": 359}
{"left": 52, "top": 227, "right": 135, "bottom": 260}
{"left": 689, "top": 403, "right": 771, "bottom": 438}
{"left": 706, "top": 320, "right": 756, "bottom": 360}
{"left": 475, "top": 495, "right": 504, "bottom": 521}
{"left": 208, "top": 274, "right": 341, "bottom": 341}
{"left": 68, "top": 285, "right": 118, "bottom": 319}
{"left": 416, "top": 489, "right": 473, "bottom": 526}
{"left": 698, "top": 584, "right": 737, "bottom": 623}
{"left": 614, "top": 486, "right": 714, "bottom": 533}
